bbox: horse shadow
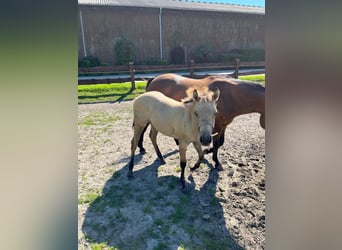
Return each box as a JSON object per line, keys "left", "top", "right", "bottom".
{"left": 78, "top": 88, "right": 137, "bottom": 104}
{"left": 81, "top": 152, "right": 243, "bottom": 249}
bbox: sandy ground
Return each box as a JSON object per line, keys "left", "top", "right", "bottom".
{"left": 78, "top": 101, "right": 265, "bottom": 249}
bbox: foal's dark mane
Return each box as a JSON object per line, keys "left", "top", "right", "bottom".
{"left": 181, "top": 94, "right": 211, "bottom": 105}
{"left": 182, "top": 99, "right": 193, "bottom": 104}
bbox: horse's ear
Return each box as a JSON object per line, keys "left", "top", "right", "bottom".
{"left": 193, "top": 89, "right": 200, "bottom": 101}
{"left": 212, "top": 88, "right": 220, "bottom": 102}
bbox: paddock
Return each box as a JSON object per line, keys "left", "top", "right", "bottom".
{"left": 78, "top": 100, "right": 265, "bottom": 249}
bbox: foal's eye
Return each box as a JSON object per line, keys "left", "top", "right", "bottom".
{"left": 194, "top": 112, "right": 199, "bottom": 117}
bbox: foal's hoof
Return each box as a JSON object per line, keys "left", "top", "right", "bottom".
{"left": 215, "top": 163, "right": 223, "bottom": 171}
{"left": 139, "top": 148, "right": 146, "bottom": 154}
{"left": 159, "top": 159, "right": 166, "bottom": 165}
{"left": 181, "top": 185, "right": 190, "bottom": 194}
{"left": 127, "top": 172, "right": 134, "bottom": 180}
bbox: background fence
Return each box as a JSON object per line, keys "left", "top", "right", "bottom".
{"left": 78, "top": 59, "right": 265, "bottom": 85}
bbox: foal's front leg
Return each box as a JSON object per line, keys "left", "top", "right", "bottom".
{"left": 190, "top": 140, "right": 204, "bottom": 171}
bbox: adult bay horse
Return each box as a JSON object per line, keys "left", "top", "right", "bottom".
{"left": 128, "top": 88, "right": 220, "bottom": 190}
{"left": 138, "top": 73, "right": 265, "bottom": 170}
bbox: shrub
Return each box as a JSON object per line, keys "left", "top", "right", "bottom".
{"left": 219, "top": 49, "right": 265, "bottom": 62}
{"left": 194, "top": 44, "right": 214, "bottom": 63}
{"left": 238, "top": 49, "right": 265, "bottom": 61}
{"left": 78, "top": 56, "right": 101, "bottom": 67}
{"left": 114, "top": 37, "right": 136, "bottom": 65}
{"left": 138, "top": 57, "right": 168, "bottom": 65}
{"left": 169, "top": 46, "right": 185, "bottom": 64}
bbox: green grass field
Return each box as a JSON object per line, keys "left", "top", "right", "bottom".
{"left": 238, "top": 74, "right": 265, "bottom": 83}
{"left": 78, "top": 74, "right": 265, "bottom": 104}
{"left": 78, "top": 81, "right": 146, "bottom": 104}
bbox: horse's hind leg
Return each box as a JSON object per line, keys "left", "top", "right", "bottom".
{"left": 178, "top": 142, "right": 188, "bottom": 191}
{"left": 212, "top": 132, "right": 224, "bottom": 171}
{"left": 138, "top": 123, "right": 149, "bottom": 154}
{"left": 260, "top": 113, "right": 265, "bottom": 129}
{"left": 128, "top": 123, "right": 147, "bottom": 178}
{"left": 149, "top": 125, "right": 165, "bottom": 164}
{"left": 190, "top": 141, "right": 204, "bottom": 171}
{"left": 204, "top": 127, "right": 226, "bottom": 155}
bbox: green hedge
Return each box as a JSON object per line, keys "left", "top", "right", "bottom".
{"left": 78, "top": 56, "right": 101, "bottom": 67}
{"left": 219, "top": 49, "right": 265, "bottom": 62}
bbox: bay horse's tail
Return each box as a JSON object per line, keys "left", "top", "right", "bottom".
{"left": 146, "top": 77, "right": 155, "bottom": 91}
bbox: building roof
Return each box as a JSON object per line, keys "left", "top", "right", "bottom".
{"left": 78, "top": 0, "right": 265, "bottom": 15}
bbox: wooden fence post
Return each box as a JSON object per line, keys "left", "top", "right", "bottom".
{"left": 233, "top": 58, "right": 240, "bottom": 79}
{"left": 189, "top": 59, "right": 195, "bottom": 77}
{"left": 129, "top": 61, "right": 135, "bottom": 90}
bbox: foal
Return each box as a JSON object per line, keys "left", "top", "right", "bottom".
{"left": 128, "top": 88, "right": 220, "bottom": 190}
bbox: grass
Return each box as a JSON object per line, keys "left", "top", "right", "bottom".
{"left": 78, "top": 112, "right": 119, "bottom": 126}
{"left": 153, "top": 242, "right": 168, "bottom": 250}
{"left": 78, "top": 74, "right": 265, "bottom": 104}
{"left": 238, "top": 74, "right": 265, "bottom": 84}
{"left": 177, "top": 244, "right": 186, "bottom": 250}
{"left": 78, "top": 189, "right": 101, "bottom": 204}
{"left": 81, "top": 174, "right": 240, "bottom": 249}
{"left": 90, "top": 242, "right": 118, "bottom": 250}
{"left": 78, "top": 81, "right": 146, "bottom": 104}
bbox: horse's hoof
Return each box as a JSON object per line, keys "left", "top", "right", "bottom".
{"left": 203, "top": 148, "right": 213, "bottom": 154}
{"left": 139, "top": 148, "right": 146, "bottom": 154}
{"left": 190, "top": 165, "right": 200, "bottom": 172}
{"left": 159, "top": 159, "right": 166, "bottom": 165}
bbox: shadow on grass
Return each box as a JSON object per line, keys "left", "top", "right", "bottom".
{"left": 82, "top": 152, "right": 243, "bottom": 249}
{"left": 78, "top": 89, "right": 137, "bottom": 104}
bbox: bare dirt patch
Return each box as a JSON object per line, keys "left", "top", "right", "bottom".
{"left": 78, "top": 101, "right": 265, "bottom": 249}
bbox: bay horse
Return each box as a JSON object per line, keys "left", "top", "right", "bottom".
{"left": 128, "top": 88, "right": 220, "bottom": 190}
{"left": 138, "top": 73, "right": 265, "bottom": 170}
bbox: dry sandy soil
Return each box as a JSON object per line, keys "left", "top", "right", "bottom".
{"left": 78, "top": 100, "right": 265, "bottom": 249}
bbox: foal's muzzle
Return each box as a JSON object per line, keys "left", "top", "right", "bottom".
{"left": 200, "top": 134, "right": 212, "bottom": 146}
{"left": 199, "top": 122, "right": 213, "bottom": 146}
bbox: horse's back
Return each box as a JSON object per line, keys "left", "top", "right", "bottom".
{"left": 133, "top": 91, "right": 184, "bottom": 137}
{"left": 134, "top": 91, "right": 180, "bottom": 107}
{"left": 146, "top": 74, "right": 188, "bottom": 101}
{"left": 146, "top": 74, "right": 218, "bottom": 101}
{"left": 133, "top": 91, "right": 182, "bottom": 119}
